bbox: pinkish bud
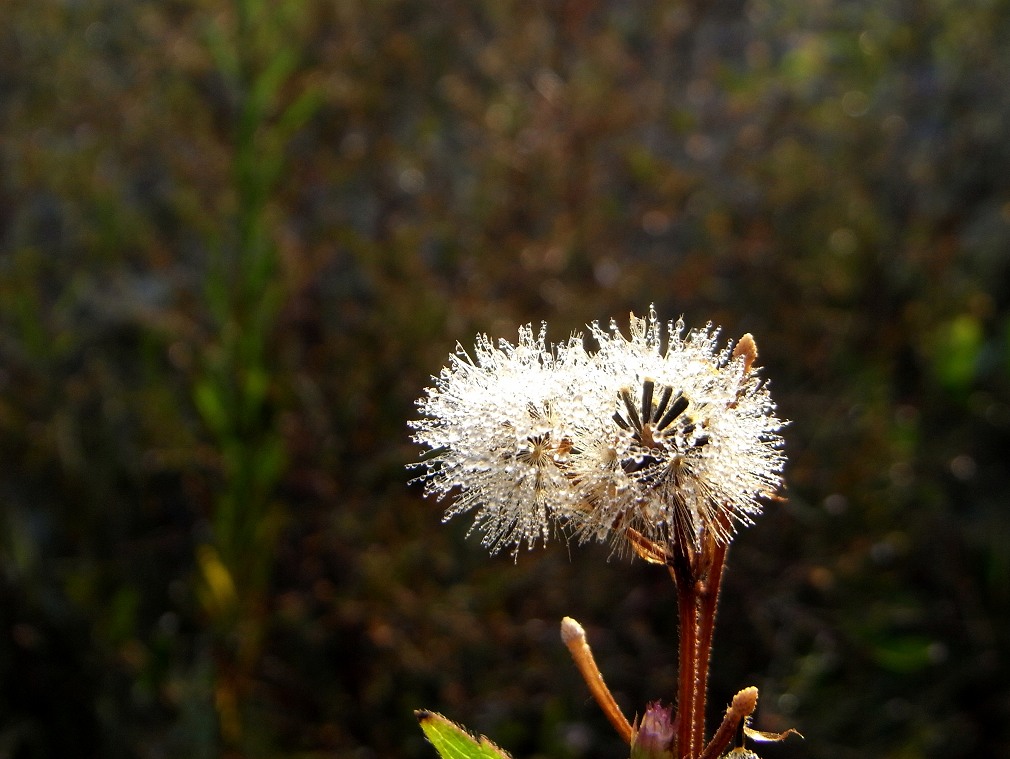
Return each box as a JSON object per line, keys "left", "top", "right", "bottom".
{"left": 630, "top": 702, "right": 676, "bottom": 759}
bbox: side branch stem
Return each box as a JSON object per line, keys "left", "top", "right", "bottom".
{"left": 560, "top": 617, "right": 634, "bottom": 744}
{"left": 698, "top": 687, "right": 758, "bottom": 759}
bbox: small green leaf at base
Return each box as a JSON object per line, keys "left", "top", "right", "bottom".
{"left": 415, "top": 710, "right": 513, "bottom": 759}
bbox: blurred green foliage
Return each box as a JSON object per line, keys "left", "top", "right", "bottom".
{"left": 1, "top": 1, "right": 1009, "bottom": 758}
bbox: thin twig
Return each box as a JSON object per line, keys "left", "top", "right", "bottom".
{"left": 560, "top": 617, "right": 634, "bottom": 744}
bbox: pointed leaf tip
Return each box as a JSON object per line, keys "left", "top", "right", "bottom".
{"left": 416, "top": 709, "right": 512, "bottom": 759}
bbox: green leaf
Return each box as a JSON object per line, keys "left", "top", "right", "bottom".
{"left": 415, "top": 710, "right": 512, "bottom": 759}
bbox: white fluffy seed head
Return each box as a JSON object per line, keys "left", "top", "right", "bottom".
{"left": 409, "top": 308, "right": 786, "bottom": 557}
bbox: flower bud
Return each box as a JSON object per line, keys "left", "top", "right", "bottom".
{"left": 630, "top": 701, "right": 676, "bottom": 759}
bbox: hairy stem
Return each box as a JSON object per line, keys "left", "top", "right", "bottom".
{"left": 698, "top": 687, "right": 757, "bottom": 759}
{"left": 692, "top": 538, "right": 728, "bottom": 754}
{"left": 670, "top": 556, "right": 699, "bottom": 759}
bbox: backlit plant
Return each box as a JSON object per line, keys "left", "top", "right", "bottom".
{"left": 411, "top": 308, "right": 799, "bottom": 759}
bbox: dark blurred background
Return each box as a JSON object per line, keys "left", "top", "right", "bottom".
{"left": 2, "top": 1, "right": 1009, "bottom": 757}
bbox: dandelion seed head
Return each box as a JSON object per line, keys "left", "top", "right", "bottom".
{"left": 410, "top": 307, "right": 785, "bottom": 557}
{"left": 410, "top": 323, "right": 590, "bottom": 554}
{"left": 568, "top": 307, "right": 786, "bottom": 552}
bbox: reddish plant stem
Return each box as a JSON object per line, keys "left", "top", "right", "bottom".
{"left": 670, "top": 557, "right": 699, "bottom": 759}
{"left": 692, "top": 539, "right": 728, "bottom": 755}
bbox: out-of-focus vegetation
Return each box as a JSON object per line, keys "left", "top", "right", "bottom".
{"left": 2, "top": 1, "right": 1009, "bottom": 757}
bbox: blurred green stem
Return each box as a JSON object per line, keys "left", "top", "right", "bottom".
{"left": 192, "top": 0, "right": 319, "bottom": 751}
